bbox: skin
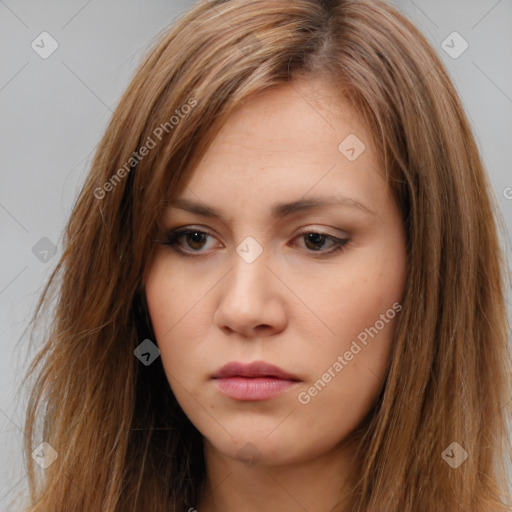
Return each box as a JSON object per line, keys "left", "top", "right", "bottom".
{"left": 144, "top": 77, "right": 407, "bottom": 512}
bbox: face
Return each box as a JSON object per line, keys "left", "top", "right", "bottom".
{"left": 144, "top": 78, "right": 407, "bottom": 468}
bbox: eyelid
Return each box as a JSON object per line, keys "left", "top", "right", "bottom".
{"left": 294, "top": 225, "right": 349, "bottom": 240}
{"left": 165, "top": 224, "right": 348, "bottom": 240}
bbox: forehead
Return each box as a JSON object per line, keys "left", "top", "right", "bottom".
{"left": 214, "top": 79, "right": 369, "bottom": 157}
{"left": 169, "top": 78, "right": 387, "bottom": 219}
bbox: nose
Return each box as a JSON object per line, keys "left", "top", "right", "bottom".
{"left": 213, "top": 249, "right": 288, "bottom": 338}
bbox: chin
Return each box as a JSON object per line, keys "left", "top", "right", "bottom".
{"left": 204, "top": 428, "right": 310, "bottom": 468}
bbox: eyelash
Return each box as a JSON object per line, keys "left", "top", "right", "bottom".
{"left": 159, "top": 227, "right": 350, "bottom": 258}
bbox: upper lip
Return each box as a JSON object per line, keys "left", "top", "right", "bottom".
{"left": 212, "top": 361, "right": 301, "bottom": 381}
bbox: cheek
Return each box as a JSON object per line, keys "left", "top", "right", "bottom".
{"left": 145, "top": 258, "right": 185, "bottom": 367}
{"left": 145, "top": 253, "right": 202, "bottom": 342}
{"left": 298, "top": 236, "right": 406, "bottom": 404}
{"left": 296, "top": 299, "right": 401, "bottom": 444}
{"left": 309, "top": 250, "right": 405, "bottom": 348}
{"left": 145, "top": 265, "right": 172, "bottom": 341}
{"left": 346, "top": 225, "right": 406, "bottom": 326}
{"left": 144, "top": 256, "right": 212, "bottom": 382}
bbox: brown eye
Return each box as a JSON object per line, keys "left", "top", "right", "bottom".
{"left": 184, "top": 231, "right": 208, "bottom": 250}
{"left": 303, "top": 232, "right": 328, "bottom": 251}
{"left": 161, "top": 228, "right": 215, "bottom": 253}
{"left": 293, "top": 230, "right": 349, "bottom": 255}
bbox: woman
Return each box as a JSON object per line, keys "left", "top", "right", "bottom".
{"left": 19, "top": 0, "right": 512, "bottom": 511}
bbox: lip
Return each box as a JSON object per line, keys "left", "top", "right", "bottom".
{"left": 211, "top": 361, "right": 302, "bottom": 401}
{"left": 212, "top": 361, "right": 301, "bottom": 381}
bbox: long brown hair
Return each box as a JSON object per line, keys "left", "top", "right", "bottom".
{"left": 16, "top": 0, "right": 512, "bottom": 510}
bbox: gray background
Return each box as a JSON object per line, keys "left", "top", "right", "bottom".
{"left": 1, "top": 0, "right": 511, "bottom": 509}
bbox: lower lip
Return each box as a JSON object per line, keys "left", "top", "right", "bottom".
{"left": 213, "top": 377, "right": 299, "bottom": 401}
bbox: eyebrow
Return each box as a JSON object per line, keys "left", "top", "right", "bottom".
{"left": 166, "top": 195, "right": 375, "bottom": 220}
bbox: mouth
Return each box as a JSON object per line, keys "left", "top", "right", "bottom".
{"left": 211, "top": 360, "right": 301, "bottom": 380}
{"left": 211, "top": 361, "right": 302, "bottom": 401}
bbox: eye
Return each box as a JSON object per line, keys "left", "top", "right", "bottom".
{"left": 292, "top": 228, "right": 350, "bottom": 255}
{"left": 160, "top": 228, "right": 217, "bottom": 253}
{"left": 158, "top": 227, "right": 350, "bottom": 257}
